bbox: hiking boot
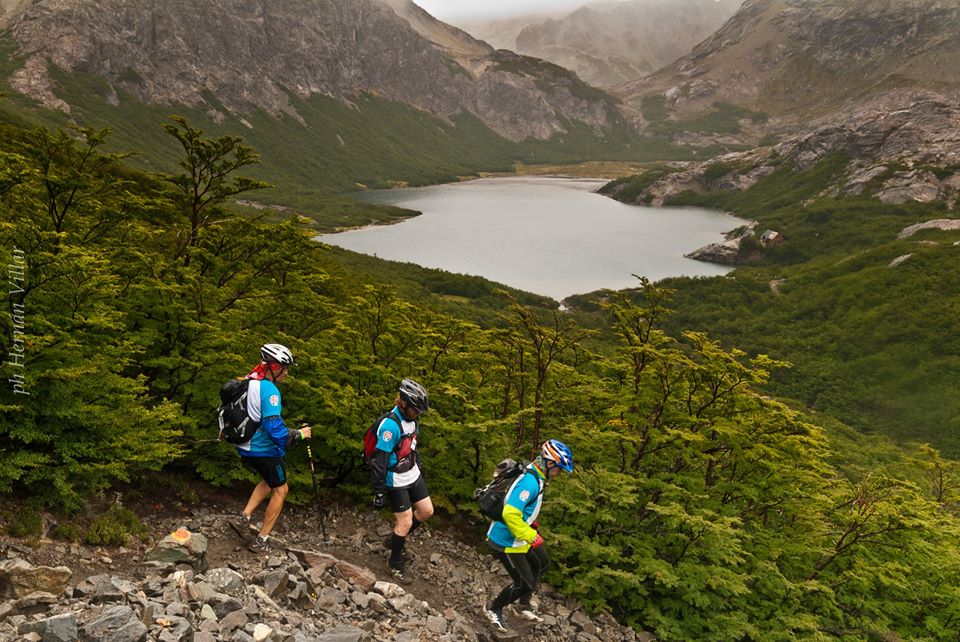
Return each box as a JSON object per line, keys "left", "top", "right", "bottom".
{"left": 229, "top": 514, "right": 252, "bottom": 540}
{"left": 388, "top": 562, "right": 412, "bottom": 585}
{"left": 515, "top": 603, "right": 544, "bottom": 623}
{"left": 248, "top": 535, "right": 270, "bottom": 553}
{"left": 484, "top": 605, "right": 507, "bottom": 632}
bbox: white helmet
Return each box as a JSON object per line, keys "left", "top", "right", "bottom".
{"left": 399, "top": 379, "right": 429, "bottom": 413}
{"left": 260, "top": 343, "right": 295, "bottom": 366}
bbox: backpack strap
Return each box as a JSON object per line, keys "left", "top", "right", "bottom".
{"left": 379, "top": 410, "right": 407, "bottom": 452}
{"left": 524, "top": 467, "right": 545, "bottom": 503}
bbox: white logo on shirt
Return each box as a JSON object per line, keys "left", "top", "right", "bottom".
{"left": 269, "top": 395, "right": 279, "bottom": 406}
{"left": 383, "top": 432, "right": 393, "bottom": 442}
{"left": 519, "top": 490, "right": 531, "bottom": 502}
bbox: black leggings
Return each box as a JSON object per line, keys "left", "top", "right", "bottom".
{"left": 490, "top": 545, "right": 550, "bottom": 610}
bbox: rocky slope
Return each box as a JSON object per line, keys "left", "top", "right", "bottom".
{"left": 0, "top": 0, "right": 628, "bottom": 142}
{"left": 620, "top": 0, "right": 960, "bottom": 121}
{"left": 511, "top": 0, "right": 741, "bottom": 88}
{"left": 606, "top": 93, "right": 960, "bottom": 209}
{"left": 0, "top": 497, "right": 653, "bottom": 642}
{"left": 602, "top": 92, "right": 960, "bottom": 265}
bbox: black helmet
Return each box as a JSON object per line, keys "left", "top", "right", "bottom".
{"left": 261, "top": 343, "right": 295, "bottom": 366}
{"left": 398, "top": 379, "right": 429, "bottom": 413}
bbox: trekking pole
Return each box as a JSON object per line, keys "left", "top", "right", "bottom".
{"left": 304, "top": 435, "right": 328, "bottom": 541}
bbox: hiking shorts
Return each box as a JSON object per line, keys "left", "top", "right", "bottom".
{"left": 243, "top": 456, "right": 287, "bottom": 488}
{"left": 388, "top": 475, "right": 429, "bottom": 513}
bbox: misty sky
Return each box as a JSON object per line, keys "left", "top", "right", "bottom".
{"left": 410, "top": 0, "right": 597, "bottom": 21}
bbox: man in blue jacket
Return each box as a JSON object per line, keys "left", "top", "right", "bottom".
{"left": 484, "top": 439, "right": 574, "bottom": 632}
{"left": 235, "top": 343, "right": 311, "bottom": 553}
{"left": 369, "top": 379, "right": 433, "bottom": 583}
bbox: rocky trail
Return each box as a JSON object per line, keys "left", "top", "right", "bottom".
{"left": 0, "top": 489, "right": 652, "bottom": 642}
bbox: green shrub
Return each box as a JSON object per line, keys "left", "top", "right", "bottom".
{"left": 6, "top": 508, "right": 42, "bottom": 539}
{"left": 85, "top": 507, "right": 148, "bottom": 546}
{"left": 51, "top": 523, "right": 81, "bottom": 542}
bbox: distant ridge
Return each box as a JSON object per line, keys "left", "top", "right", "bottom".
{"left": 458, "top": 0, "right": 739, "bottom": 88}
{"left": 621, "top": 0, "right": 960, "bottom": 121}
{"left": 2, "top": 0, "right": 628, "bottom": 143}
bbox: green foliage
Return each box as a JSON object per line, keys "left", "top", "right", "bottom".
{"left": 613, "top": 153, "right": 960, "bottom": 454}
{"left": 6, "top": 507, "right": 42, "bottom": 538}
{"left": 51, "top": 522, "right": 81, "bottom": 542}
{"left": 3, "top": 117, "right": 960, "bottom": 640}
{"left": 641, "top": 98, "right": 768, "bottom": 136}
{"left": 85, "top": 506, "right": 148, "bottom": 546}
{"left": 599, "top": 165, "right": 676, "bottom": 203}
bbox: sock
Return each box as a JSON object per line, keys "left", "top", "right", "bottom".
{"left": 409, "top": 517, "right": 422, "bottom": 534}
{"left": 389, "top": 533, "right": 406, "bottom": 567}
{"left": 491, "top": 585, "right": 514, "bottom": 611}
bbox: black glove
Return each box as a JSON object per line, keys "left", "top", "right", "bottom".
{"left": 373, "top": 493, "right": 385, "bottom": 509}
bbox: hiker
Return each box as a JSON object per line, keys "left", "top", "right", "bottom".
{"left": 369, "top": 378, "right": 433, "bottom": 583}
{"left": 484, "top": 439, "right": 574, "bottom": 632}
{"left": 234, "top": 343, "right": 311, "bottom": 553}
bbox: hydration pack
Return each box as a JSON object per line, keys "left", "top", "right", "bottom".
{"left": 363, "top": 410, "right": 418, "bottom": 473}
{"left": 217, "top": 379, "right": 260, "bottom": 444}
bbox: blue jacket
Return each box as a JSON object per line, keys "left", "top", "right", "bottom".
{"left": 237, "top": 379, "right": 290, "bottom": 458}
{"left": 486, "top": 464, "right": 545, "bottom": 553}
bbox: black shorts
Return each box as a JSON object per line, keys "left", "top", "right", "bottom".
{"left": 243, "top": 456, "right": 287, "bottom": 488}
{"left": 388, "top": 475, "right": 429, "bottom": 513}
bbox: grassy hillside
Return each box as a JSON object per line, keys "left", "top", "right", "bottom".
{"left": 590, "top": 157, "right": 960, "bottom": 455}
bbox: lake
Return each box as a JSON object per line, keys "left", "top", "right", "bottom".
{"left": 319, "top": 177, "right": 745, "bottom": 301}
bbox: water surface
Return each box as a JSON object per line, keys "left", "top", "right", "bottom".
{"left": 320, "top": 177, "right": 744, "bottom": 300}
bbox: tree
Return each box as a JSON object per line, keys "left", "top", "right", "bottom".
{"left": 162, "top": 115, "right": 269, "bottom": 266}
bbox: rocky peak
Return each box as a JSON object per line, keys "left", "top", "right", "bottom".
{"left": 623, "top": 0, "right": 960, "bottom": 120}
{"left": 3, "top": 0, "right": 629, "bottom": 142}
{"left": 379, "top": 0, "right": 493, "bottom": 60}
{"left": 513, "top": 0, "right": 741, "bottom": 88}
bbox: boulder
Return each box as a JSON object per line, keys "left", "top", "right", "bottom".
{"left": 18, "top": 613, "right": 78, "bottom": 642}
{"left": 144, "top": 528, "right": 208, "bottom": 572}
{"left": 0, "top": 559, "right": 72, "bottom": 599}
{"left": 80, "top": 605, "right": 148, "bottom": 642}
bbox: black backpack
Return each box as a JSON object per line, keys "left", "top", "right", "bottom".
{"left": 473, "top": 459, "right": 540, "bottom": 522}
{"left": 217, "top": 379, "right": 260, "bottom": 444}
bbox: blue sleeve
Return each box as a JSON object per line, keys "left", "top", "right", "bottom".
{"left": 504, "top": 474, "right": 540, "bottom": 511}
{"left": 262, "top": 415, "right": 288, "bottom": 450}
{"left": 375, "top": 416, "right": 400, "bottom": 453}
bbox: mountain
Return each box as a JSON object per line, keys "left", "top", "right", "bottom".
{"left": 457, "top": 0, "right": 739, "bottom": 88}
{"left": 1, "top": 0, "right": 627, "bottom": 142}
{"left": 379, "top": 0, "right": 493, "bottom": 60}
{"left": 510, "top": 0, "right": 741, "bottom": 88}
{"left": 459, "top": 10, "right": 575, "bottom": 52}
{"left": 621, "top": 0, "right": 960, "bottom": 121}
{"left": 0, "top": 0, "right": 639, "bottom": 209}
